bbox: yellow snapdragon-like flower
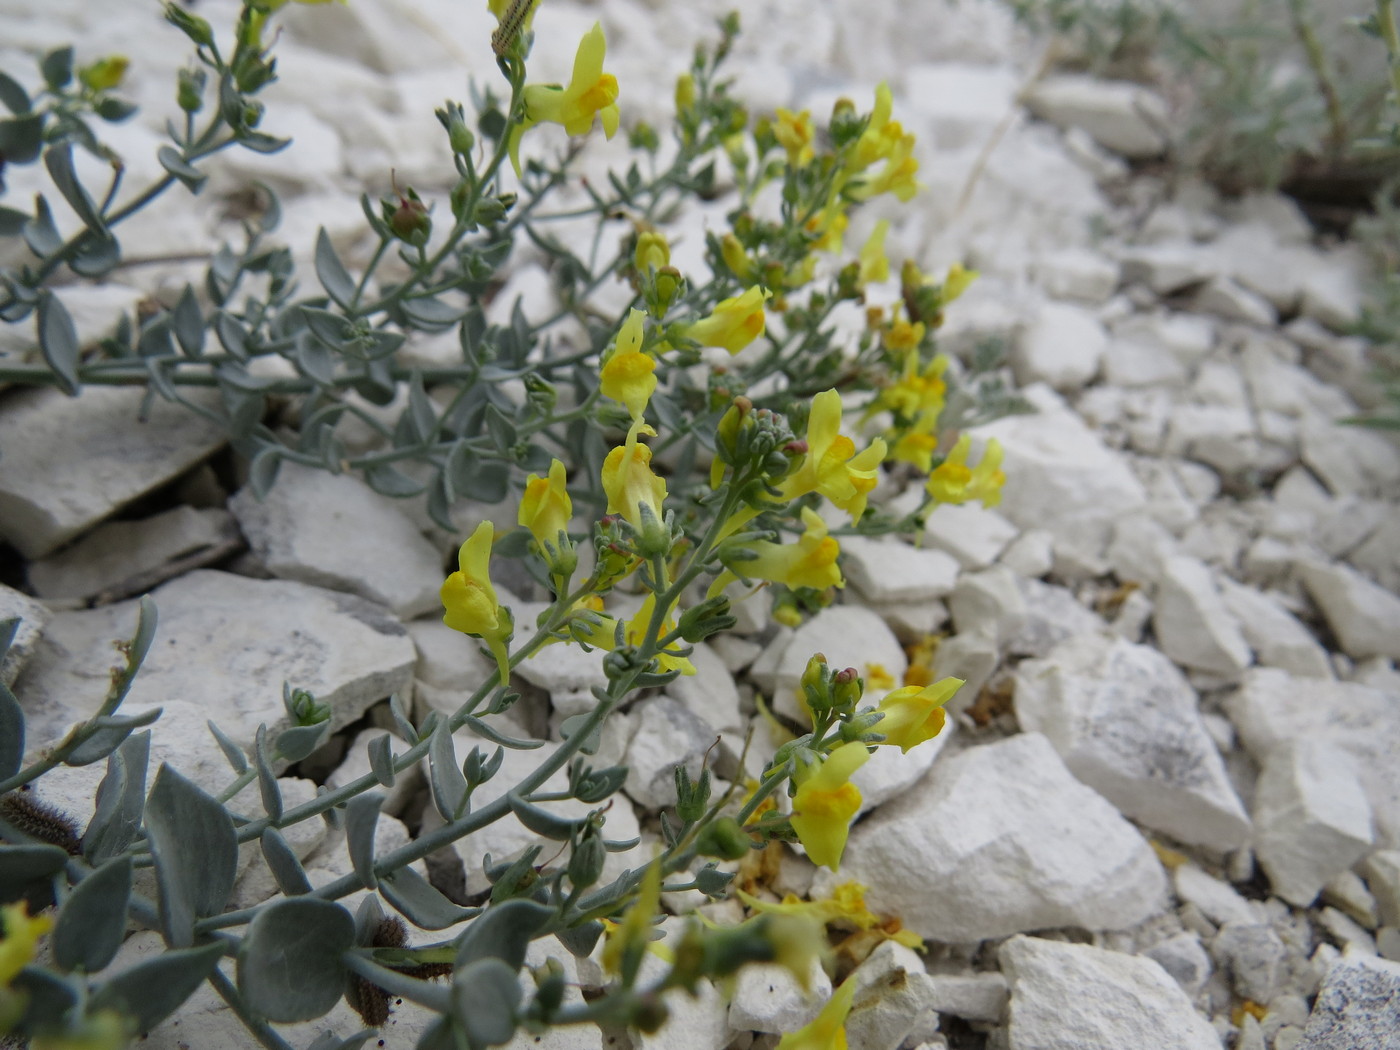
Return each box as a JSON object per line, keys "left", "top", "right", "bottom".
{"left": 881, "top": 308, "right": 926, "bottom": 355}
{"left": 876, "top": 678, "right": 962, "bottom": 752}
{"left": 519, "top": 458, "right": 572, "bottom": 558}
{"left": 733, "top": 507, "right": 844, "bottom": 592}
{"left": 877, "top": 348, "right": 947, "bottom": 422}
{"left": 890, "top": 426, "right": 938, "bottom": 474}
{"left": 805, "top": 204, "right": 848, "bottom": 255}
{"left": 774, "top": 108, "right": 816, "bottom": 167}
{"left": 790, "top": 742, "right": 870, "bottom": 870}
{"left": 441, "top": 520, "right": 514, "bottom": 684}
{"left": 0, "top": 902, "right": 52, "bottom": 986}
{"left": 509, "top": 23, "right": 620, "bottom": 173}
{"left": 601, "top": 432, "right": 668, "bottom": 533}
{"left": 925, "top": 434, "right": 1006, "bottom": 508}
{"left": 737, "top": 882, "right": 924, "bottom": 951}
{"left": 775, "top": 975, "right": 858, "bottom": 1050}
{"left": 568, "top": 594, "right": 695, "bottom": 676}
{"left": 778, "top": 390, "right": 886, "bottom": 523}
{"left": 857, "top": 220, "right": 890, "bottom": 286}
{"left": 600, "top": 309, "right": 656, "bottom": 425}
{"left": 634, "top": 230, "right": 670, "bottom": 273}
{"left": 682, "top": 285, "right": 772, "bottom": 354}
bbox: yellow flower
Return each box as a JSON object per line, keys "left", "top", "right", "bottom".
{"left": 519, "top": 458, "right": 573, "bottom": 559}
{"left": 602, "top": 433, "right": 667, "bottom": 532}
{"left": 881, "top": 310, "right": 927, "bottom": 356}
{"left": 790, "top": 742, "right": 870, "bottom": 870}
{"left": 737, "top": 882, "right": 924, "bottom": 951}
{"left": 849, "top": 82, "right": 897, "bottom": 172}
{"left": 720, "top": 234, "right": 754, "bottom": 282}
{"left": 733, "top": 507, "right": 844, "bottom": 592}
{"left": 441, "top": 521, "right": 514, "bottom": 684}
{"left": 509, "top": 23, "right": 620, "bottom": 172}
{"left": 857, "top": 220, "right": 890, "bottom": 286}
{"left": 0, "top": 902, "right": 52, "bottom": 986}
{"left": 774, "top": 108, "right": 815, "bottom": 167}
{"left": 805, "top": 204, "right": 848, "bottom": 255}
{"left": 876, "top": 678, "right": 962, "bottom": 752}
{"left": 624, "top": 593, "right": 695, "bottom": 676}
{"left": 600, "top": 309, "right": 656, "bottom": 425}
{"left": 675, "top": 73, "right": 696, "bottom": 118}
{"left": 682, "top": 285, "right": 772, "bottom": 354}
{"left": 852, "top": 135, "right": 920, "bottom": 202}
{"left": 778, "top": 390, "right": 886, "bottom": 522}
{"left": 925, "top": 435, "right": 1006, "bottom": 508}
{"left": 775, "top": 975, "right": 858, "bottom": 1050}
{"left": 944, "top": 262, "right": 978, "bottom": 303}
{"left": 890, "top": 427, "right": 938, "bottom": 474}
{"left": 876, "top": 349, "right": 946, "bottom": 421}
{"left": 601, "top": 858, "right": 662, "bottom": 977}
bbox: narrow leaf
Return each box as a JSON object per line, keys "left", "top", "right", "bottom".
{"left": 0, "top": 70, "right": 30, "bottom": 114}
{"left": 247, "top": 445, "right": 282, "bottom": 500}
{"left": 254, "top": 724, "right": 283, "bottom": 823}
{"left": 171, "top": 285, "right": 205, "bottom": 355}
{"left": 388, "top": 694, "right": 418, "bottom": 746}
{"left": 260, "top": 828, "right": 312, "bottom": 897}
{"left": 460, "top": 715, "right": 543, "bottom": 751}
{"left": 44, "top": 144, "right": 107, "bottom": 235}
{"left": 145, "top": 764, "right": 238, "bottom": 947}
{"left": 367, "top": 734, "right": 396, "bottom": 787}
{"left": 364, "top": 463, "right": 424, "bottom": 498}
{"left": 345, "top": 792, "right": 383, "bottom": 889}
{"left": 0, "top": 680, "right": 21, "bottom": 781}
{"left": 428, "top": 721, "right": 467, "bottom": 821}
{"left": 378, "top": 865, "right": 478, "bottom": 930}
{"left": 507, "top": 793, "right": 586, "bottom": 842}
{"left": 91, "top": 941, "right": 225, "bottom": 1032}
{"left": 54, "top": 856, "right": 132, "bottom": 973}
{"left": 40, "top": 47, "right": 73, "bottom": 90}
{"left": 315, "top": 228, "right": 356, "bottom": 308}
{"left": 207, "top": 720, "right": 248, "bottom": 774}
{"left": 23, "top": 195, "right": 62, "bottom": 257}
{"left": 36, "top": 292, "right": 80, "bottom": 395}
{"left": 237, "top": 898, "right": 354, "bottom": 1022}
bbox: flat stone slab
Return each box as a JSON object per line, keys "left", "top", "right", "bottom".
{"left": 817, "top": 733, "right": 1167, "bottom": 941}
{"left": 0, "top": 583, "right": 50, "bottom": 687}
{"left": 15, "top": 569, "right": 415, "bottom": 758}
{"left": 0, "top": 386, "right": 227, "bottom": 559}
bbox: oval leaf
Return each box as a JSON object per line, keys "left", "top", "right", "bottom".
{"left": 254, "top": 724, "right": 283, "bottom": 823}
{"left": 157, "top": 145, "right": 207, "bottom": 193}
{"left": 237, "top": 897, "right": 354, "bottom": 1023}
{"left": 83, "top": 731, "right": 150, "bottom": 865}
{"left": 54, "top": 856, "right": 132, "bottom": 973}
{"left": 36, "top": 292, "right": 80, "bottom": 395}
{"left": 65, "top": 708, "right": 161, "bottom": 766}
{"left": 260, "top": 828, "right": 312, "bottom": 897}
{"left": 378, "top": 865, "right": 478, "bottom": 931}
{"left": 0, "top": 843, "right": 67, "bottom": 904}
{"left": 428, "top": 721, "right": 467, "bottom": 822}
{"left": 454, "top": 899, "right": 553, "bottom": 972}
{"left": 451, "top": 958, "right": 520, "bottom": 1049}
{"left": 315, "top": 228, "right": 356, "bottom": 309}
{"left": 344, "top": 791, "right": 383, "bottom": 890}
{"left": 507, "top": 794, "right": 586, "bottom": 842}
{"left": 145, "top": 764, "right": 238, "bottom": 947}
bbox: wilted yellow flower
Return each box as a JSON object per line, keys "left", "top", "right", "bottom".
{"left": 509, "top": 23, "right": 620, "bottom": 172}
{"left": 775, "top": 975, "right": 858, "bottom": 1050}
{"left": 519, "top": 458, "right": 572, "bottom": 561}
{"left": 857, "top": 220, "right": 890, "bottom": 286}
{"left": 737, "top": 882, "right": 923, "bottom": 951}
{"left": 0, "top": 902, "right": 52, "bottom": 986}
{"left": 790, "top": 742, "right": 870, "bottom": 870}
{"left": 600, "top": 309, "right": 656, "bottom": 425}
{"left": 682, "top": 285, "right": 772, "bottom": 354}
{"left": 876, "top": 678, "right": 962, "bottom": 752}
{"left": 602, "top": 433, "right": 668, "bottom": 533}
{"left": 732, "top": 507, "right": 844, "bottom": 592}
{"left": 925, "top": 434, "right": 1005, "bottom": 508}
{"left": 624, "top": 593, "right": 695, "bottom": 676}
{"left": 441, "top": 520, "right": 514, "bottom": 684}
{"left": 778, "top": 390, "right": 886, "bottom": 522}
{"left": 774, "top": 108, "right": 815, "bottom": 166}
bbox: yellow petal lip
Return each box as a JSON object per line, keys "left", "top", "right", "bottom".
{"left": 790, "top": 741, "right": 871, "bottom": 870}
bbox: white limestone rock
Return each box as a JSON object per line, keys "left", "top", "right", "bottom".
{"left": 1188, "top": 277, "right": 1277, "bottom": 327}
{"left": 901, "top": 62, "right": 1020, "bottom": 150}
{"left": 0, "top": 584, "right": 49, "bottom": 687}
{"left": 1102, "top": 335, "right": 1191, "bottom": 389}
{"left": 1299, "top": 245, "right": 1368, "bottom": 333}
{"left": 1143, "top": 932, "right": 1213, "bottom": 995}
{"left": 1013, "top": 632, "right": 1250, "bottom": 850}
{"left": 0, "top": 386, "right": 226, "bottom": 559}
{"left": 1297, "top": 560, "right": 1400, "bottom": 663}
{"left": 1153, "top": 555, "right": 1252, "bottom": 677}
{"left": 1360, "top": 851, "right": 1400, "bottom": 928}
{"left": 1213, "top": 921, "right": 1288, "bottom": 1003}
{"left": 1000, "top": 935, "right": 1219, "bottom": 1050}
{"left": 1174, "top": 865, "right": 1257, "bottom": 927}
{"left": 974, "top": 385, "right": 1148, "bottom": 560}
{"left": 767, "top": 605, "right": 907, "bottom": 725}
{"left": 230, "top": 463, "right": 445, "bottom": 620}
{"left": 1024, "top": 75, "right": 1169, "bottom": 158}
{"left": 1295, "top": 954, "right": 1400, "bottom": 1050}
{"left": 1226, "top": 668, "right": 1400, "bottom": 849}
{"left": 949, "top": 566, "right": 1027, "bottom": 647}
{"left": 924, "top": 502, "right": 1019, "bottom": 569}
{"left": 816, "top": 734, "right": 1168, "bottom": 942}
{"left": 623, "top": 696, "right": 723, "bottom": 811}
{"left": 854, "top": 717, "right": 954, "bottom": 815}
{"left": 1012, "top": 301, "right": 1108, "bottom": 392}
{"left": 932, "top": 629, "right": 1001, "bottom": 716}
{"left": 926, "top": 972, "right": 1009, "bottom": 1023}
{"left": 1000, "top": 529, "right": 1055, "bottom": 579}
{"left": 1253, "top": 739, "right": 1373, "bottom": 907}
{"left": 664, "top": 640, "right": 745, "bottom": 735}
{"left": 16, "top": 570, "right": 414, "bottom": 761}
{"left": 845, "top": 940, "right": 940, "bottom": 1050}
{"left": 840, "top": 534, "right": 961, "bottom": 603}
{"left": 1033, "top": 248, "right": 1121, "bottom": 304}
{"left": 511, "top": 600, "right": 610, "bottom": 716}
{"left": 27, "top": 506, "right": 242, "bottom": 604}
{"left": 1117, "top": 244, "right": 1216, "bottom": 296}
{"left": 1007, "top": 578, "right": 1106, "bottom": 659}
{"left": 1298, "top": 415, "right": 1400, "bottom": 497}
{"left": 1218, "top": 578, "right": 1332, "bottom": 679}
{"left": 727, "top": 958, "right": 831, "bottom": 1034}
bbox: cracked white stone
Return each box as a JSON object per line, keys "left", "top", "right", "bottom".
{"left": 924, "top": 502, "right": 1019, "bottom": 569}
{"left": 1213, "top": 921, "right": 1287, "bottom": 1003}
{"left": 1033, "top": 247, "right": 1120, "bottom": 304}
{"left": 1153, "top": 555, "right": 1252, "bottom": 676}
{"left": 1024, "top": 75, "right": 1169, "bottom": 158}
{"left": 664, "top": 640, "right": 745, "bottom": 735}
{"left": 727, "top": 957, "right": 830, "bottom": 1034}
{"left": 1118, "top": 243, "right": 1215, "bottom": 296}
{"left": 623, "top": 696, "right": 724, "bottom": 811}
{"left": 1218, "top": 578, "right": 1332, "bottom": 679}
{"left": 926, "top": 972, "right": 1009, "bottom": 1023}
{"left": 845, "top": 940, "right": 940, "bottom": 1050}
{"left": 1014, "top": 631, "right": 1250, "bottom": 850}
{"left": 767, "top": 604, "right": 907, "bottom": 725}
{"left": 1007, "top": 578, "right": 1106, "bottom": 659}
{"left": 1360, "top": 851, "right": 1400, "bottom": 928}
{"left": 1297, "top": 560, "right": 1400, "bottom": 663}
{"left": 1253, "top": 739, "right": 1373, "bottom": 907}
{"left": 1188, "top": 277, "right": 1277, "bottom": 327}
{"left": 231, "top": 463, "right": 445, "bottom": 620}
{"left": 1012, "top": 300, "right": 1108, "bottom": 392}
{"left": 840, "top": 534, "right": 961, "bottom": 603}
{"left": 949, "top": 566, "right": 1027, "bottom": 647}
{"left": 1000, "top": 935, "right": 1219, "bottom": 1050}
{"left": 0, "top": 386, "right": 227, "bottom": 559}
{"left": 816, "top": 733, "right": 1167, "bottom": 942}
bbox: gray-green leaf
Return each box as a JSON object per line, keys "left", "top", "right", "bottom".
{"left": 54, "top": 856, "right": 131, "bottom": 973}
{"left": 261, "top": 827, "right": 312, "bottom": 897}
{"left": 378, "top": 865, "right": 478, "bottom": 931}
{"left": 145, "top": 764, "right": 238, "bottom": 947}
{"left": 315, "top": 228, "right": 356, "bottom": 309}
{"left": 91, "top": 940, "right": 225, "bottom": 1033}
{"left": 452, "top": 958, "right": 521, "bottom": 1049}
{"left": 37, "top": 292, "right": 80, "bottom": 396}
{"left": 237, "top": 898, "right": 354, "bottom": 1022}
{"left": 84, "top": 731, "right": 150, "bottom": 864}
{"left": 0, "top": 843, "right": 68, "bottom": 904}
{"left": 345, "top": 791, "right": 383, "bottom": 890}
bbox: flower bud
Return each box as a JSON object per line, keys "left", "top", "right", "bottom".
{"left": 651, "top": 266, "right": 683, "bottom": 316}
{"left": 695, "top": 816, "right": 752, "bottom": 860}
{"left": 634, "top": 230, "right": 670, "bottom": 273}
{"left": 720, "top": 233, "right": 752, "bottom": 282}
{"left": 675, "top": 764, "right": 712, "bottom": 823}
{"left": 567, "top": 830, "right": 607, "bottom": 890}
{"left": 165, "top": 3, "right": 213, "bottom": 46}
{"left": 79, "top": 56, "right": 129, "bottom": 93}
{"left": 388, "top": 194, "right": 431, "bottom": 246}
{"left": 832, "top": 666, "right": 863, "bottom": 713}
{"left": 675, "top": 73, "right": 696, "bottom": 117}
{"left": 677, "top": 594, "right": 736, "bottom": 643}
{"left": 177, "top": 66, "right": 206, "bottom": 113}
